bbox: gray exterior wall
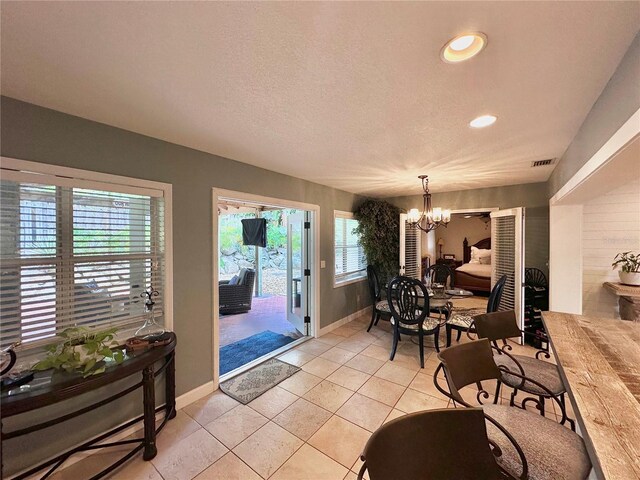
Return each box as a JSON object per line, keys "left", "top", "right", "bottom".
{"left": 0, "top": 96, "right": 370, "bottom": 474}
{"left": 387, "top": 182, "right": 550, "bottom": 275}
{"left": 548, "top": 32, "right": 640, "bottom": 197}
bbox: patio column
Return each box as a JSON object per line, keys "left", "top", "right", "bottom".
{"left": 255, "top": 210, "right": 262, "bottom": 297}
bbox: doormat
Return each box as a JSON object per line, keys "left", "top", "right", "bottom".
{"left": 220, "top": 358, "right": 300, "bottom": 404}
{"left": 219, "top": 330, "right": 297, "bottom": 375}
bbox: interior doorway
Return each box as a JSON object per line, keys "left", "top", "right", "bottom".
{"left": 418, "top": 208, "right": 497, "bottom": 293}
{"left": 212, "top": 189, "right": 319, "bottom": 384}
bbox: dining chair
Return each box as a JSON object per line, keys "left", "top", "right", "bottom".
{"left": 470, "top": 310, "right": 574, "bottom": 429}
{"left": 433, "top": 339, "right": 591, "bottom": 480}
{"left": 366, "top": 265, "right": 392, "bottom": 332}
{"left": 445, "top": 274, "right": 507, "bottom": 347}
{"left": 357, "top": 408, "right": 522, "bottom": 480}
{"left": 424, "top": 263, "right": 454, "bottom": 288}
{"left": 387, "top": 276, "right": 444, "bottom": 367}
{"left": 524, "top": 268, "right": 548, "bottom": 312}
{"left": 425, "top": 264, "right": 454, "bottom": 321}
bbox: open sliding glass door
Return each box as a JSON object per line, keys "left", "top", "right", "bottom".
{"left": 490, "top": 208, "right": 526, "bottom": 337}
{"left": 287, "top": 212, "right": 310, "bottom": 336}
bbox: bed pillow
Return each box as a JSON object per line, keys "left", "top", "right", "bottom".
{"left": 470, "top": 246, "right": 491, "bottom": 264}
{"left": 479, "top": 255, "right": 491, "bottom": 265}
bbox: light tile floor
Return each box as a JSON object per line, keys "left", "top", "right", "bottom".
{"left": 49, "top": 306, "right": 571, "bottom": 480}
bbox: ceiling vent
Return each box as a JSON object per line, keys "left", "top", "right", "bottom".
{"left": 531, "top": 158, "right": 555, "bottom": 167}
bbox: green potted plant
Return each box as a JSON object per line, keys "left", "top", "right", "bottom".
{"left": 612, "top": 252, "right": 640, "bottom": 286}
{"left": 354, "top": 199, "right": 401, "bottom": 284}
{"left": 32, "top": 326, "right": 125, "bottom": 377}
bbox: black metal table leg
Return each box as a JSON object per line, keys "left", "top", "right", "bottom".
{"left": 142, "top": 366, "right": 157, "bottom": 461}
{"left": 165, "top": 352, "right": 176, "bottom": 420}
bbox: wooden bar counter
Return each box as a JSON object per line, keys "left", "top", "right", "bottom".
{"left": 542, "top": 312, "right": 640, "bottom": 480}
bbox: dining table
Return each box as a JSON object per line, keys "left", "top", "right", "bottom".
{"left": 402, "top": 284, "right": 475, "bottom": 346}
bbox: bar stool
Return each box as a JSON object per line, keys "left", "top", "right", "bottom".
{"left": 434, "top": 340, "right": 591, "bottom": 480}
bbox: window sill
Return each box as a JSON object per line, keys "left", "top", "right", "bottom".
{"left": 334, "top": 275, "right": 367, "bottom": 288}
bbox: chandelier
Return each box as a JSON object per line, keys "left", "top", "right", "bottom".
{"left": 406, "top": 175, "right": 451, "bottom": 232}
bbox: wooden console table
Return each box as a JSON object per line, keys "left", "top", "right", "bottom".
{"left": 0, "top": 333, "right": 177, "bottom": 479}
{"left": 603, "top": 282, "right": 640, "bottom": 321}
{"left": 542, "top": 312, "right": 640, "bottom": 479}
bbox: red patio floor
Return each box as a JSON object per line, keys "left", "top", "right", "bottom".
{"left": 219, "top": 295, "right": 303, "bottom": 348}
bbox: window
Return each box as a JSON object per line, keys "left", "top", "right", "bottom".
{"left": 0, "top": 160, "right": 171, "bottom": 350}
{"left": 334, "top": 211, "right": 367, "bottom": 286}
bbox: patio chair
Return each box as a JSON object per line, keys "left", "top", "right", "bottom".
{"left": 219, "top": 268, "right": 256, "bottom": 314}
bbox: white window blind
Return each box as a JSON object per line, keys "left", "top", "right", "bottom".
{"left": 492, "top": 215, "right": 516, "bottom": 311}
{"left": 334, "top": 212, "right": 367, "bottom": 284}
{"left": 399, "top": 214, "right": 421, "bottom": 280}
{"left": 0, "top": 173, "right": 166, "bottom": 349}
{"left": 491, "top": 207, "right": 526, "bottom": 336}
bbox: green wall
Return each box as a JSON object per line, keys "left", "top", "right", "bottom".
{"left": 548, "top": 32, "right": 640, "bottom": 196}
{"left": 387, "top": 182, "right": 550, "bottom": 275}
{"left": 0, "top": 96, "right": 371, "bottom": 474}
{"left": 0, "top": 96, "right": 372, "bottom": 391}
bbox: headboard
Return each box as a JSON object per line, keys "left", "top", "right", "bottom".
{"left": 463, "top": 237, "right": 491, "bottom": 264}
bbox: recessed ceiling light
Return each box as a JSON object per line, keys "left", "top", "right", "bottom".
{"left": 470, "top": 115, "right": 497, "bottom": 128}
{"left": 441, "top": 33, "right": 487, "bottom": 63}
{"left": 449, "top": 35, "right": 475, "bottom": 51}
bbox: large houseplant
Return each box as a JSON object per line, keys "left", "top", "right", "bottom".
{"left": 32, "top": 326, "right": 125, "bottom": 377}
{"left": 354, "top": 199, "right": 400, "bottom": 284}
{"left": 612, "top": 252, "right": 640, "bottom": 286}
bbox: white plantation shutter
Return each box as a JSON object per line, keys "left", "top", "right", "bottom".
{"left": 0, "top": 173, "right": 166, "bottom": 349}
{"left": 399, "top": 214, "right": 421, "bottom": 279}
{"left": 491, "top": 208, "right": 525, "bottom": 334}
{"left": 334, "top": 212, "right": 367, "bottom": 283}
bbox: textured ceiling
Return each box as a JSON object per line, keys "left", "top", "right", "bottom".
{"left": 1, "top": 2, "right": 638, "bottom": 196}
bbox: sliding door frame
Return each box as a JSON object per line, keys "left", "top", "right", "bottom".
{"left": 211, "top": 188, "right": 320, "bottom": 388}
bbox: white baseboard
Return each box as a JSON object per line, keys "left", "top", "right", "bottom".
{"left": 9, "top": 381, "right": 217, "bottom": 478}
{"left": 176, "top": 381, "right": 215, "bottom": 410}
{"left": 317, "top": 306, "right": 372, "bottom": 337}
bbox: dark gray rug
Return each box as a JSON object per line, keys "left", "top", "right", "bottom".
{"left": 219, "top": 358, "right": 300, "bottom": 404}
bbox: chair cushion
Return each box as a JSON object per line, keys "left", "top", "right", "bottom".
{"left": 228, "top": 275, "right": 240, "bottom": 286}
{"left": 390, "top": 315, "right": 441, "bottom": 332}
{"left": 375, "top": 300, "right": 391, "bottom": 313}
{"left": 447, "top": 307, "right": 486, "bottom": 328}
{"left": 494, "top": 354, "right": 565, "bottom": 396}
{"left": 237, "top": 268, "right": 248, "bottom": 284}
{"left": 483, "top": 404, "right": 590, "bottom": 480}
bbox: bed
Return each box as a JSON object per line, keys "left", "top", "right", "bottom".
{"left": 454, "top": 237, "right": 492, "bottom": 293}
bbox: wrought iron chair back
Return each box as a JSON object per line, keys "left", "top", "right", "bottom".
{"left": 487, "top": 274, "right": 508, "bottom": 313}
{"left": 387, "top": 276, "right": 428, "bottom": 327}
{"left": 425, "top": 264, "right": 453, "bottom": 288}
{"left": 524, "top": 267, "right": 547, "bottom": 289}
{"left": 357, "top": 408, "right": 515, "bottom": 480}
{"left": 436, "top": 339, "right": 502, "bottom": 404}
{"left": 474, "top": 310, "right": 522, "bottom": 343}
{"left": 366, "top": 265, "right": 382, "bottom": 304}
